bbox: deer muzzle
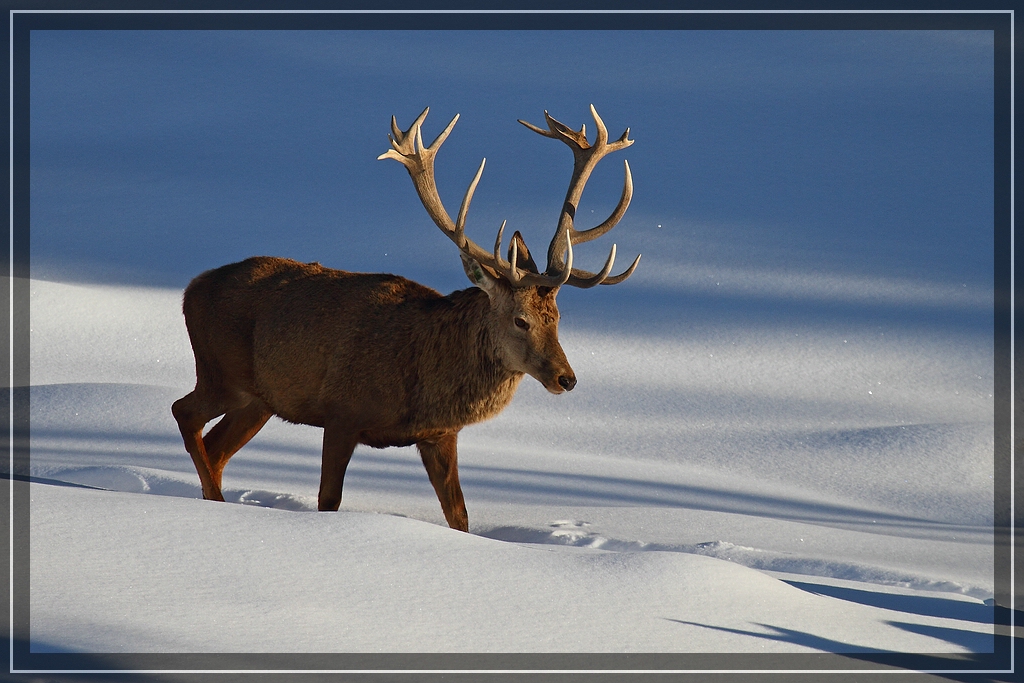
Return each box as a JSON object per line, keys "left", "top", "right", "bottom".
{"left": 537, "top": 360, "right": 576, "bottom": 395}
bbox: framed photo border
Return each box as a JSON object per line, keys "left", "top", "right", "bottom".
{"left": 3, "top": 6, "right": 1015, "bottom": 679}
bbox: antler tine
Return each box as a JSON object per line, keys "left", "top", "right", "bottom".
{"left": 518, "top": 110, "right": 591, "bottom": 150}
{"left": 507, "top": 232, "right": 522, "bottom": 285}
{"left": 454, "top": 158, "right": 486, "bottom": 247}
{"left": 554, "top": 229, "right": 574, "bottom": 287}
{"left": 517, "top": 116, "right": 550, "bottom": 138}
{"left": 491, "top": 220, "right": 516, "bottom": 282}
{"left": 385, "top": 107, "right": 432, "bottom": 154}
{"left": 425, "top": 111, "right": 460, "bottom": 153}
{"left": 571, "top": 159, "right": 633, "bottom": 245}
{"left": 588, "top": 103, "right": 609, "bottom": 147}
{"left": 569, "top": 244, "right": 616, "bottom": 289}
{"left": 568, "top": 252, "right": 642, "bottom": 287}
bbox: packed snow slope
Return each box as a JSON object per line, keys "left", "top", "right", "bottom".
{"left": 20, "top": 27, "right": 1002, "bottom": 660}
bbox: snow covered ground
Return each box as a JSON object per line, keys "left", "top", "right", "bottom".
{"left": 24, "top": 275, "right": 998, "bottom": 656}
{"left": 13, "top": 23, "right": 1010, "bottom": 676}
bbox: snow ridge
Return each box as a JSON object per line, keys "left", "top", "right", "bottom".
{"left": 478, "top": 521, "right": 993, "bottom": 601}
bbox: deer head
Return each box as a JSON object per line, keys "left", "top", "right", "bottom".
{"left": 378, "top": 105, "right": 640, "bottom": 394}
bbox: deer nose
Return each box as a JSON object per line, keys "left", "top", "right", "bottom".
{"left": 558, "top": 374, "right": 577, "bottom": 392}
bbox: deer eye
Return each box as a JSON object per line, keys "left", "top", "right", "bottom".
{"left": 514, "top": 316, "right": 530, "bottom": 331}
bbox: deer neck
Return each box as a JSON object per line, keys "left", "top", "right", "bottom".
{"left": 438, "top": 288, "right": 523, "bottom": 423}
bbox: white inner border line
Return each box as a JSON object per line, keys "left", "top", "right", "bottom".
{"left": 6, "top": 5, "right": 12, "bottom": 677}
{"left": 1009, "top": 6, "right": 1016, "bottom": 676}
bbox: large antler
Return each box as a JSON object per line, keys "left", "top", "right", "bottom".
{"left": 519, "top": 105, "right": 641, "bottom": 288}
{"left": 378, "top": 107, "right": 571, "bottom": 289}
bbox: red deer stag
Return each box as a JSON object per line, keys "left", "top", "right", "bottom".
{"left": 171, "top": 105, "right": 639, "bottom": 532}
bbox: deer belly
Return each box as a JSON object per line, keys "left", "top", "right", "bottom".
{"left": 251, "top": 336, "right": 332, "bottom": 427}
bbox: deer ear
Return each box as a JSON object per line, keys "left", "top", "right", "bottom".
{"left": 461, "top": 254, "right": 502, "bottom": 297}
{"left": 509, "top": 231, "right": 540, "bottom": 274}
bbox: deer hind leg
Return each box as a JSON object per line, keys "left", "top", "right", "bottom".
{"left": 417, "top": 433, "right": 469, "bottom": 532}
{"left": 171, "top": 388, "right": 250, "bottom": 502}
{"left": 201, "top": 399, "right": 273, "bottom": 493}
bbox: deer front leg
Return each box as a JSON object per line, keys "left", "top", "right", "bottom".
{"left": 417, "top": 433, "right": 469, "bottom": 532}
{"left": 318, "top": 418, "right": 359, "bottom": 512}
